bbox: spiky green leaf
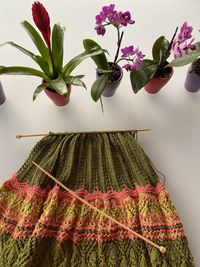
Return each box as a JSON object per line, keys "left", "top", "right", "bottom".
{"left": 52, "top": 24, "right": 64, "bottom": 73}
{"left": 0, "top": 66, "right": 48, "bottom": 79}
{"left": 33, "top": 82, "right": 49, "bottom": 101}
{"left": 65, "top": 75, "right": 86, "bottom": 88}
{"left": 47, "top": 75, "right": 68, "bottom": 96}
{"left": 0, "top": 41, "right": 52, "bottom": 77}
{"left": 21, "top": 20, "right": 53, "bottom": 75}
{"left": 63, "top": 47, "right": 107, "bottom": 77}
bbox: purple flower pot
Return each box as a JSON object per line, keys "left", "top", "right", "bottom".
{"left": 0, "top": 81, "right": 6, "bottom": 105}
{"left": 97, "top": 63, "right": 123, "bottom": 97}
{"left": 184, "top": 64, "right": 200, "bottom": 93}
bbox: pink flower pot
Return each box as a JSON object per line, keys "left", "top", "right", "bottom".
{"left": 144, "top": 67, "right": 174, "bottom": 94}
{"left": 44, "top": 85, "right": 71, "bottom": 106}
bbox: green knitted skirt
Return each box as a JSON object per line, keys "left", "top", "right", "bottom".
{"left": 0, "top": 131, "right": 194, "bottom": 266}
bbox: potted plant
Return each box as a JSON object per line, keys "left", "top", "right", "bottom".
{"left": 0, "top": 1, "right": 104, "bottom": 106}
{"left": 0, "top": 80, "right": 6, "bottom": 105}
{"left": 184, "top": 57, "right": 200, "bottom": 93}
{"left": 130, "top": 22, "right": 200, "bottom": 94}
{"left": 83, "top": 4, "right": 145, "bottom": 104}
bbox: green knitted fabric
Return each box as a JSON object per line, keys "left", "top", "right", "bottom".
{"left": 0, "top": 234, "right": 194, "bottom": 267}
{"left": 0, "top": 131, "right": 195, "bottom": 266}
{"left": 17, "top": 131, "right": 158, "bottom": 192}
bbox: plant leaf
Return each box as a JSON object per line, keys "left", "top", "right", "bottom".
{"left": 168, "top": 50, "right": 200, "bottom": 67}
{"left": 21, "top": 20, "right": 53, "bottom": 75}
{"left": 65, "top": 75, "right": 86, "bottom": 88}
{"left": 52, "top": 24, "right": 64, "bottom": 74}
{"left": 63, "top": 47, "right": 107, "bottom": 77}
{"left": 32, "top": 1, "right": 51, "bottom": 49}
{"left": 47, "top": 75, "right": 68, "bottom": 96}
{"left": 96, "top": 68, "right": 113, "bottom": 74}
{"left": 0, "top": 66, "right": 48, "bottom": 79}
{"left": 91, "top": 73, "right": 110, "bottom": 102}
{"left": 130, "top": 59, "right": 158, "bottom": 94}
{"left": 152, "top": 36, "right": 169, "bottom": 64}
{"left": 0, "top": 41, "right": 52, "bottom": 77}
{"left": 194, "top": 41, "right": 200, "bottom": 51}
{"left": 83, "top": 39, "right": 109, "bottom": 70}
{"left": 33, "top": 82, "right": 49, "bottom": 101}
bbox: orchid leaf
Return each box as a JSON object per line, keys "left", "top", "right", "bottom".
{"left": 47, "top": 75, "right": 68, "bottom": 96}
{"left": 168, "top": 50, "right": 200, "bottom": 67}
{"left": 83, "top": 39, "right": 109, "bottom": 70}
{"left": 0, "top": 66, "right": 48, "bottom": 79}
{"left": 21, "top": 20, "right": 53, "bottom": 75}
{"left": 52, "top": 24, "right": 64, "bottom": 73}
{"left": 130, "top": 59, "right": 157, "bottom": 94}
{"left": 91, "top": 73, "right": 110, "bottom": 102}
{"left": 96, "top": 68, "right": 113, "bottom": 74}
{"left": 0, "top": 41, "right": 52, "bottom": 77}
{"left": 194, "top": 41, "right": 200, "bottom": 51}
{"left": 65, "top": 75, "right": 86, "bottom": 88}
{"left": 152, "top": 36, "right": 169, "bottom": 64}
{"left": 63, "top": 47, "right": 107, "bottom": 77}
{"left": 33, "top": 82, "right": 49, "bottom": 101}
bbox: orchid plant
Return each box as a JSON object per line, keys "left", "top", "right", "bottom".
{"left": 83, "top": 4, "right": 145, "bottom": 102}
{"left": 0, "top": 1, "right": 104, "bottom": 100}
{"left": 130, "top": 21, "right": 200, "bottom": 93}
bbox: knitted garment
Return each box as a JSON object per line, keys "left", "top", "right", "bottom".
{"left": 0, "top": 131, "right": 194, "bottom": 267}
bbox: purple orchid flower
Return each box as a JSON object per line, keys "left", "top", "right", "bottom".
{"left": 172, "top": 21, "right": 196, "bottom": 58}
{"left": 95, "top": 4, "right": 135, "bottom": 35}
{"left": 121, "top": 46, "right": 135, "bottom": 57}
{"left": 122, "top": 46, "right": 145, "bottom": 71}
{"left": 178, "top": 21, "right": 193, "bottom": 41}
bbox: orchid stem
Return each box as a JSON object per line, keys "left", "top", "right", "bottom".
{"left": 114, "top": 29, "right": 124, "bottom": 65}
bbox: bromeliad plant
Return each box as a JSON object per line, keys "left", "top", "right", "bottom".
{"left": 83, "top": 4, "right": 145, "bottom": 102}
{"left": 0, "top": 1, "right": 104, "bottom": 102}
{"left": 130, "top": 21, "right": 200, "bottom": 93}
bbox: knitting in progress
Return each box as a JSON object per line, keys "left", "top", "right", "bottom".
{"left": 0, "top": 131, "right": 194, "bottom": 266}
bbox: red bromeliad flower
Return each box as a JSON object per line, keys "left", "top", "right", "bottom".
{"left": 32, "top": 1, "right": 51, "bottom": 50}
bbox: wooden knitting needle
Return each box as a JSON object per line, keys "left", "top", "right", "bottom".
{"left": 16, "top": 133, "right": 49, "bottom": 139}
{"left": 32, "top": 161, "right": 166, "bottom": 254}
{"left": 16, "top": 129, "right": 151, "bottom": 139}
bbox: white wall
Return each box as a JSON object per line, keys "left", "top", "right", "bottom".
{"left": 0, "top": 0, "right": 199, "bottom": 265}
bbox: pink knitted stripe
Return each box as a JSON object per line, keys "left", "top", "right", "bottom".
{"left": 0, "top": 218, "right": 185, "bottom": 243}
{"left": 0, "top": 206, "right": 182, "bottom": 231}
{"left": 3, "top": 173, "right": 169, "bottom": 203}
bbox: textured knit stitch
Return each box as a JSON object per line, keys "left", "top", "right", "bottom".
{"left": 0, "top": 131, "right": 195, "bottom": 266}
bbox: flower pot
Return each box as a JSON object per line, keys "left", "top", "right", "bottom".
{"left": 184, "top": 63, "right": 200, "bottom": 93}
{"left": 0, "top": 81, "right": 6, "bottom": 105}
{"left": 144, "top": 67, "right": 174, "bottom": 94}
{"left": 44, "top": 85, "right": 71, "bottom": 106}
{"left": 97, "top": 63, "right": 123, "bottom": 97}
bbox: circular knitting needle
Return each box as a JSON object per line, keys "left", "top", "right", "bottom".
{"left": 16, "top": 129, "right": 151, "bottom": 139}
{"left": 32, "top": 161, "right": 166, "bottom": 254}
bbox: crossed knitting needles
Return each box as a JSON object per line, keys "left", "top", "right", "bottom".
{"left": 32, "top": 161, "right": 166, "bottom": 254}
